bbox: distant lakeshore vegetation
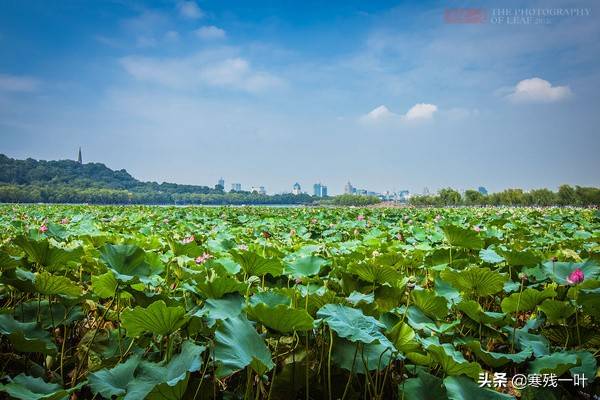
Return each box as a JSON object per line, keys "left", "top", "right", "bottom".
{"left": 0, "top": 154, "right": 598, "bottom": 206}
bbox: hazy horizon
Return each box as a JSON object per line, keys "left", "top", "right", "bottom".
{"left": 1, "top": 1, "right": 599, "bottom": 195}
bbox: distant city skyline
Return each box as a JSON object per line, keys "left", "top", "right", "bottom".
{"left": 1, "top": 1, "right": 599, "bottom": 194}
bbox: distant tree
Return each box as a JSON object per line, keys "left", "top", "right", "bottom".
{"left": 438, "top": 188, "right": 461, "bottom": 206}
{"left": 464, "top": 189, "right": 484, "bottom": 205}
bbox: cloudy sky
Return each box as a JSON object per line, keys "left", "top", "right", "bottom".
{"left": 1, "top": 0, "right": 599, "bottom": 194}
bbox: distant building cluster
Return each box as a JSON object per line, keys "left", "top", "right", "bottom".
{"left": 287, "top": 182, "right": 328, "bottom": 197}
{"left": 215, "top": 178, "right": 267, "bottom": 194}
{"left": 345, "top": 181, "right": 411, "bottom": 202}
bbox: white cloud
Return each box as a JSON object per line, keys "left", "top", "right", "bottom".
{"left": 360, "top": 105, "right": 396, "bottom": 122}
{"left": 120, "top": 52, "right": 283, "bottom": 93}
{"left": 402, "top": 103, "right": 437, "bottom": 121}
{"left": 177, "top": 1, "right": 203, "bottom": 19}
{"left": 507, "top": 77, "right": 572, "bottom": 103}
{"left": 0, "top": 74, "right": 40, "bottom": 92}
{"left": 194, "top": 26, "right": 226, "bottom": 40}
{"left": 360, "top": 103, "right": 438, "bottom": 124}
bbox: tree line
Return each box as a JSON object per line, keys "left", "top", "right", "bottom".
{"left": 409, "top": 186, "right": 600, "bottom": 207}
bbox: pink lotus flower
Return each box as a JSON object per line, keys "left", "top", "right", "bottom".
{"left": 39, "top": 224, "right": 48, "bottom": 233}
{"left": 396, "top": 233, "right": 403, "bottom": 241}
{"left": 163, "top": 218, "right": 169, "bottom": 224}
{"left": 59, "top": 218, "right": 69, "bottom": 225}
{"left": 567, "top": 268, "right": 584, "bottom": 285}
{"left": 407, "top": 219, "right": 413, "bottom": 225}
{"left": 289, "top": 229, "right": 297, "bottom": 237}
{"left": 195, "top": 252, "right": 213, "bottom": 264}
{"left": 473, "top": 226, "right": 481, "bottom": 232}
{"left": 238, "top": 244, "right": 249, "bottom": 251}
{"left": 434, "top": 215, "right": 442, "bottom": 222}
{"left": 357, "top": 215, "right": 365, "bottom": 221}
{"left": 311, "top": 218, "right": 318, "bottom": 224}
{"left": 181, "top": 235, "right": 195, "bottom": 244}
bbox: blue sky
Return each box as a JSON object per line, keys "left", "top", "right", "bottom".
{"left": 1, "top": 0, "right": 599, "bottom": 194}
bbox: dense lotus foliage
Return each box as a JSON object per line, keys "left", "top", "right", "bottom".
{"left": 0, "top": 204, "right": 599, "bottom": 399}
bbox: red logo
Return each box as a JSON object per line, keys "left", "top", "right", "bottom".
{"left": 444, "top": 8, "right": 486, "bottom": 24}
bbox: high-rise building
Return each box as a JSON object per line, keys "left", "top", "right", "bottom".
{"left": 313, "top": 182, "right": 328, "bottom": 197}
{"left": 344, "top": 181, "right": 354, "bottom": 194}
{"left": 478, "top": 186, "right": 488, "bottom": 195}
{"left": 231, "top": 183, "right": 242, "bottom": 192}
{"left": 313, "top": 183, "right": 321, "bottom": 196}
{"left": 292, "top": 182, "right": 302, "bottom": 195}
{"left": 77, "top": 147, "right": 82, "bottom": 164}
{"left": 216, "top": 177, "right": 225, "bottom": 190}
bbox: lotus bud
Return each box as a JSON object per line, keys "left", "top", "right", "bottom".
{"left": 566, "top": 268, "right": 584, "bottom": 285}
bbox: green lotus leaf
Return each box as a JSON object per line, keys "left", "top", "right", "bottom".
{"left": 14, "top": 236, "right": 83, "bottom": 269}
{"left": 400, "top": 369, "right": 446, "bottom": 400}
{"left": 479, "top": 248, "right": 505, "bottom": 264}
{"left": 249, "top": 291, "right": 291, "bottom": 307}
{"left": 346, "top": 291, "right": 374, "bottom": 305}
{"left": 121, "top": 300, "right": 188, "bottom": 337}
{"left": 501, "top": 287, "right": 556, "bottom": 314}
{"left": 197, "top": 275, "right": 246, "bottom": 299}
{"left": 456, "top": 300, "right": 506, "bottom": 325}
{"left": 0, "top": 314, "right": 57, "bottom": 355}
{"left": 537, "top": 299, "right": 575, "bottom": 323}
{"left": 386, "top": 321, "right": 419, "bottom": 353}
{"left": 0, "top": 250, "right": 21, "bottom": 271}
{"left": 465, "top": 341, "right": 532, "bottom": 368}
{"left": 443, "top": 375, "right": 515, "bottom": 400}
{"left": 578, "top": 287, "right": 600, "bottom": 319}
{"left": 91, "top": 271, "right": 118, "bottom": 299}
{"left": 33, "top": 271, "right": 81, "bottom": 297}
{"left": 196, "top": 293, "right": 244, "bottom": 326}
{"left": 542, "top": 259, "right": 600, "bottom": 285}
{"left": 0, "top": 374, "right": 77, "bottom": 400}
{"left": 508, "top": 328, "right": 550, "bottom": 357}
{"left": 162, "top": 341, "right": 206, "bottom": 386}
{"left": 568, "top": 351, "right": 597, "bottom": 380}
{"left": 421, "top": 337, "right": 482, "bottom": 379}
{"left": 88, "top": 354, "right": 140, "bottom": 398}
{"left": 246, "top": 303, "right": 313, "bottom": 333}
{"left": 440, "top": 267, "right": 508, "bottom": 297}
{"left": 528, "top": 352, "right": 579, "bottom": 375}
{"left": 498, "top": 249, "right": 541, "bottom": 267}
{"left": 230, "top": 250, "right": 282, "bottom": 277}
{"left": 14, "top": 300, "right": 84, "bottom": 329}
{"left": 214, "top": 315, "right": 274, "bottom": 377}
{"left": 99, "top": 244, "right": 164, "bottom": 283}
{"left": 347, "top": 262, "right": 402, "bottom": 286}
{"left": 411, "top": 289, "right": 449, "bottom": 319}
{"left": 435, "top": 277, "right": 462, "bottom": 304}
{"left": 404, "top": 306, "right": 460, "bottom": 335}
{"left": 284, "top": 255, "right": 327, "bottom": 278}
{"left": 441, "top": 225, "right": 484, "bottom": 249}
{"left": 332, "top": 337, "right": 396, "bottom": 374}
{"left": 317, "top": 304, "right": 394, "bottom": 349}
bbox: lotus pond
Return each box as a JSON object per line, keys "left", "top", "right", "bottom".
{"left": 0, "top": 204, "right": 599, "bottom": 399}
